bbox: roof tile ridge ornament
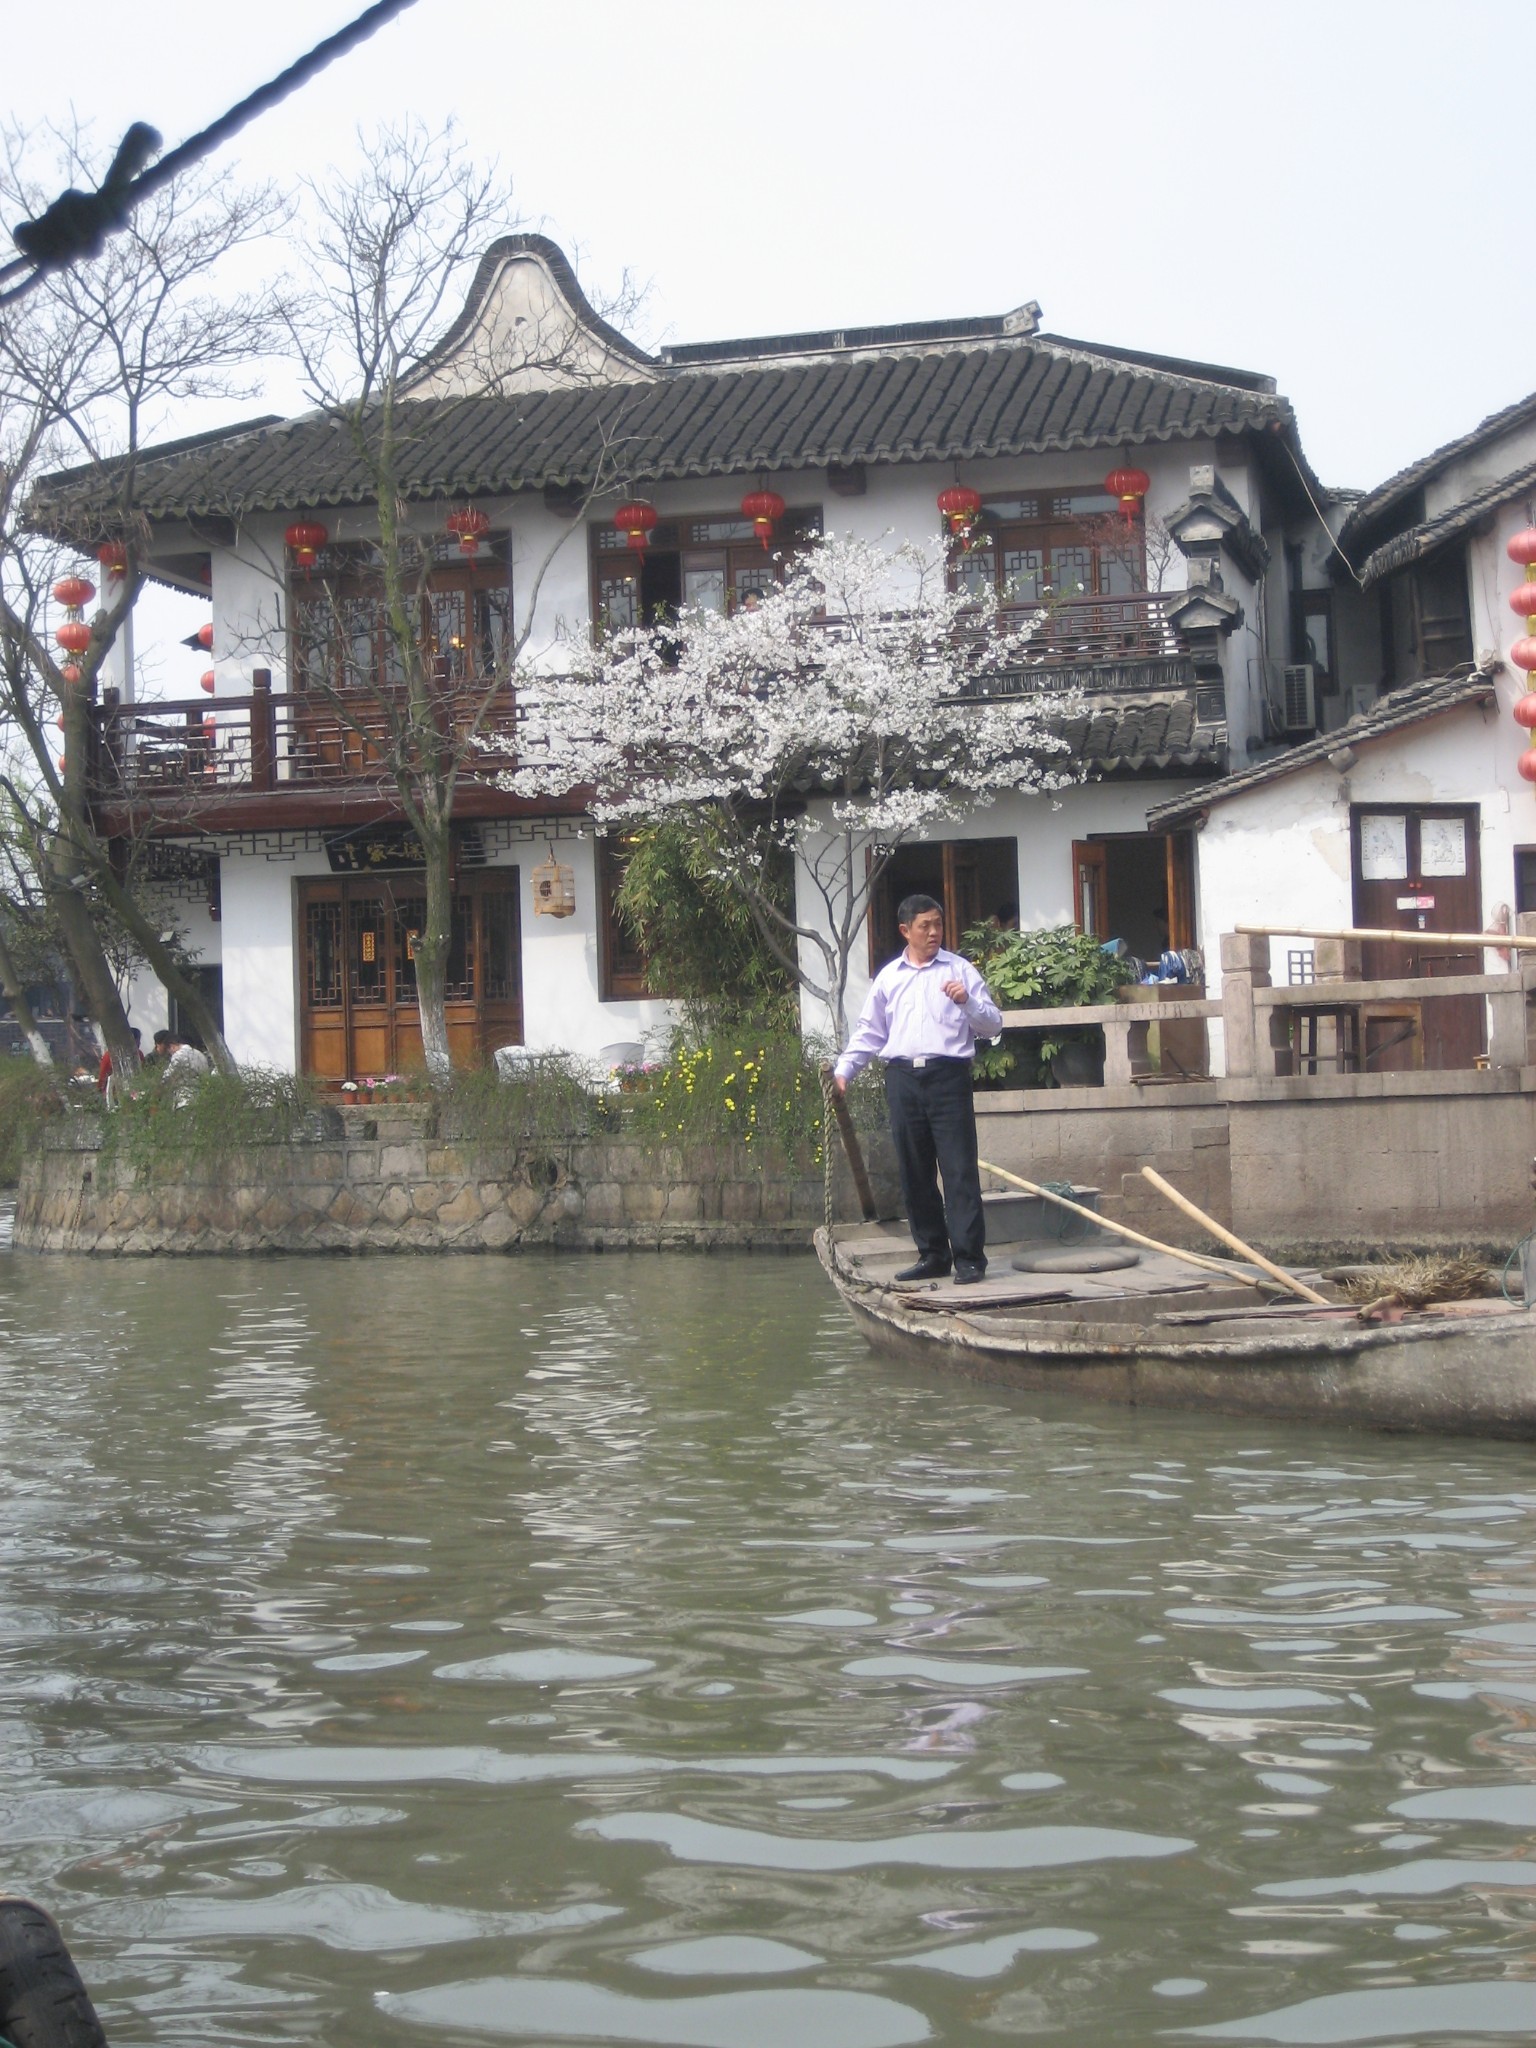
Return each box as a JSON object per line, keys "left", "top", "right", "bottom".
{"left": 398, "top": 233, "right": 658, "bottom": 398}
{"left": 1165, "top": 462, "right": 1271, "bottom": 583}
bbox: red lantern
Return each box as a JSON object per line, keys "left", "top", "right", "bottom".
{"left": 1519, "top": 748, "right": 1536, "bottom": 782}
{"left": 446, "top": 507, "right": 491, "bottom": 557}
{"left": 741, "top": 489, "right": 786, "bottom": 550}
{"left": 284, "top": 520, "right": 328, "bottom": 570}
{"left": 937, "top": 485, "right": 983, "bottom": 538}
{"left": 200, "top": 669, "right": 216, "bottom": 694}
{"left": 614, "top": 500, "right": 658, "bottom": 554}
{"left": 1512, "top": 637, "right": 1536, "bottom": 672}
{"left": 1514, "top": 694, "right": 1536, "bottom": 729}
{"left": 60, "top": 664, "right": 81, "bottom": 686}
{"left": 1508, "top": 581, "right": 1536, "bottom": 617}
{"left": 1508, "top": 528, "right": 1536, "bottom": 565}
{"left": 96, "top": 541, "right": 127, "bottom": 578}
{"left": 55, "top": 620, "right": 91, "bottom": 655}
{"left": 52, "top": 575, "right": 95, "bottom": 611}
{"left": 196, "top": 622, "right": 214, "bottom": 651}
{"left": 1104, "top": 466, "right": 1151, "bottom": 524}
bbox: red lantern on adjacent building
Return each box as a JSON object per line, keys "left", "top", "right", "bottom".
{"left": 200, "top": 669, "right": 216, "bottom": 694}
{"left": 96, "top": 541, "right": 127, "bottom": 578}
{"left": 614, "top": 500, "right": 658, "bottom": 554}
{"left": 446, "top": 506, "right": 491, "bottom": 557}
{"left": 54, "top": 620, "right": 91, "bottom": 655}
{"left": 196, "top": 622, "right": 214, "bottom": 651}
{"left": 741, "top": 489, "right": 786, "bottom": 550}
{"left": 937, "top": 485, "right": 983, "bottom": 538}
{"left": 52, "top": 575, "right": 96, "bottom": 611}
{"left": 284, "top": 520, "right": 328, "bottom": 570}
{"left": 1519, "top": 748, "right": 1536, "bottom": 782}
{"left": 1507, "top": 527, "right": 1536, "bottom": 566}
{"left": 60, "top": 665, "right": 81, "bottom": 687}
{"left": 1514, "top": 694, "right": 1536, "bottom": 728}
{"left": 1513, "top": 637, "right": 1536, "bottom": 673}
{"left": 1104, "top": 465, "right": 1151, "bottom": 524}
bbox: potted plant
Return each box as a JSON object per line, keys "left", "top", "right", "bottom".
{"left": 961, "top": 922, "right": 1124, "bottom": 1089}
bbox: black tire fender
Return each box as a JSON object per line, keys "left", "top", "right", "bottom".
{"left": 0, "top": 1900, "right": 108, "bottom": 2048}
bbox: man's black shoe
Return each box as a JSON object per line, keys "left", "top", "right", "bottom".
{"left": 894, "top": 1255, "right": 951, "bottom": 1282}
{"left": 953, "top": 1262, "right": 988, "bottom": 1284}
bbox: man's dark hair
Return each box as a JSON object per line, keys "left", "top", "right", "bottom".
{"left": 152, "top": 1029, "right": 173, "bottom": 1049}
{"left": 896, "top": 893, "right": 943, "bottom": 928}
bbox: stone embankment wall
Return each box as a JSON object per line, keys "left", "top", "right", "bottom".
{"left": 977, "top": 1067, "right": 1536, "bottom": 1255}
{"left": 15, "top": 1107, "right": 898, "bottom": 1256}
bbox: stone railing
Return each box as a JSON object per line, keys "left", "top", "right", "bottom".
{"left": 997, "top": 925, "right": 1536, "bottom": 1088}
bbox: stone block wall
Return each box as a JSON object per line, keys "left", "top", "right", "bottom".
{"left": 15, "top": 1112, "right": 899, "bottom": 1256}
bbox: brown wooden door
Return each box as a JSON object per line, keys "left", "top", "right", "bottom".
{"left": 299, "top": 871, "right": 522, "bottom": 1078}
{"left": 1352, "top": 805, "right": 1483, "bottom": 1069}
{"left": 1072, "top": 841, "right": 1108, "bottom": 937}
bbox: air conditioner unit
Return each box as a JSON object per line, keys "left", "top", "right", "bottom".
{"left": 1281, "top": 663, "right": 1316, "bottom": 734}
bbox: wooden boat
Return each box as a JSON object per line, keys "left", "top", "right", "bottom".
{"left": 814, "top": 1201, "right": 1536, "bottom": 1439}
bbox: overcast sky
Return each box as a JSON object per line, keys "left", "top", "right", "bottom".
{"left": 6, "top": 0, "right": 1527, "bottom": 676}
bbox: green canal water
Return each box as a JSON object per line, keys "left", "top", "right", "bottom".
{"left": 0, "top": 1247, "right": 1532, "bottom": 2046}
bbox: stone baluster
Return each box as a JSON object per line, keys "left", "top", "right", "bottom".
{"left": 1218, "top": 932, "right": 1271, "bottom": 1079}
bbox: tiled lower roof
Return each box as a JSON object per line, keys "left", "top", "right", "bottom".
{"left": 36, "top": 334, "right": 1292, "bottom": 525}
{"left": 1070, "top": 691, "right": 1226, "bottom": 777}
{"left": 1353, "top": 456, "right": 1536, "bottom": 587}
{"left": 1144, "top": 673, "right": 1498, "bottom": 826}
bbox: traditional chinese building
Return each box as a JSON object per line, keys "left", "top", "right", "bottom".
{"left": 45, "top": 235, "right": 1340, "bottom": 1076}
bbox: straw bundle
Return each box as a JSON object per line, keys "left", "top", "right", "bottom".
{"left": 1339, "top": 1253, "right": 1497, "bottom": 1310}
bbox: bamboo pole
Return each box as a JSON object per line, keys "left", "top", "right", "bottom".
{"left": 976, "top": 1159, "right": 1266, "bottom": 1288}
{"left": 1236, "top": 923, "right": 1536, "bottom": 954}
{"left": 820, "top": 1064, "right": 878, "bottom": 1222}
{"left": 1139, "top": 1167, "right": 1330, "bottom": 1306}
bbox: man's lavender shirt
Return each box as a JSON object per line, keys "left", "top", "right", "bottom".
{"left": 834, "top": 948, "right": 1003, "bottom": 1081}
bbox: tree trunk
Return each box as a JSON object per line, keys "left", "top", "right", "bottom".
{"left": 413, "top": 806, "right": 454, "bottom": 1082}
{"left": 0, "top": 925, "right": 56, "bottom": 1067}
{"left": 90, "top": 858, "right": 237, "bottom": 1072}
{"left": 44, "top": 851, "right": 136, "bottom": 1075}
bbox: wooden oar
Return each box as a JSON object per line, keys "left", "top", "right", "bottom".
{"left": 976, "top": 1159, "right": 1266, "bottom": 1288}
{"left": 1139, "top": 1167, "right": 1330, "bottom": 1307}
{"left": 820, "top": 1064, "right": 878, "bottom": 1222}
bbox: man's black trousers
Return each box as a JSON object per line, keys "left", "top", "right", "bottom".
{"left": 883, "top": 1056, "right": 986, "bottom": 1269}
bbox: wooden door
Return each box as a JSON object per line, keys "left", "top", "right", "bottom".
{"left": 1352, "top": 805, "right": 1483, "bottom": 1069}
{"left": 1072, "top": 841, "right": 1108, "bottom": 938}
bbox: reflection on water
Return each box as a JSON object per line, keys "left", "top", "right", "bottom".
{"left": 0, "top": 1250, "right": 1532, "bottom": 2046}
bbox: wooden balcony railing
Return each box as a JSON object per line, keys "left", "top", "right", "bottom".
{"left": 86, "top": 669, "right": 519, "bottom": 804}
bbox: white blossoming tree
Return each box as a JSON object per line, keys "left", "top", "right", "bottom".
{"left": 507, "top": 533, "right": 1083, "bottom": 1041}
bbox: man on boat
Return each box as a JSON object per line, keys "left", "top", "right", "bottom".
{"left": 833, "top": 894, "right": 1002, "bottom": 1284}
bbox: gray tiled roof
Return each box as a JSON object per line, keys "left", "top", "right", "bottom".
{"left": 1144, "top": 673, "right": 1497, "bottom": 826}
{"left": 37, "top": 334, "right": 1294, "bottom": 525}
{"left": 1338, "top": 388, "right": 1536, "bottom": 554}
{"left": 1355, "top": 455, "right": 1536, "bottom": 588}
{"left": 1069, "top": 691, "right": 1225, "bottom": 777}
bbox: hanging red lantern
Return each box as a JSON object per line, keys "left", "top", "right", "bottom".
{"left": 60, "top": 664, "right": 81, "bottom": 686}
{"left": 937, "top": 485, "right": 983, "bottom": 538}
{"left": 1104, "top": 466, "right": 1151, "bottom": 524}
{"left": 200, "top": 669, "right": 216, "bottom": 694}
{"left": 52, "top": 575, "right": 96, "bottom": 611}
{"left": 445, "top": 507, "right": 491, "bottom": 557}
{"left": 1519, "top": 748, "right": 1536, "bottom": 782}
{"left": 1513, "top": 637, "right": 1536, "bottom": 672}
{"left": 614, "top": 500, "right": 658, "bottom": 554}
{"left": 1508, "top": 528, "right": 1536, "bottom": 565}
{"left": 284, "top": 520, "right": 328, "bottom": 570}
{"left": 97, "top": 541, "right": 127, "bottom": 578}
{"left": 196, "top": 622, "right": 214, "bottom": 651}
{"left": 740, "top": 489, "right": 786, "bottom": 551}
{"left": 1514, "top": 694, "right": 1536, "bottom": 728}
{"left": 1507, "top": 581, "right": 1536, "bottom": 618}
{"left": 55, "top": 620, "right": 91, "bottom": 655}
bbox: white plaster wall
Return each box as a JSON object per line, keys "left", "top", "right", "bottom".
{"left": 797, "top": 777, "right": 1204, "bottom": 1046}
{"left": 219, "top": 850, "right": 331, "bottom": 1070}
{"left": 492, "top": 838, "right": 678, "bottom": 1063}
{"left": 121, "top": 894, "right": 222, "bottom": 1043}
{"left": 1193, "top": 696, "right": 1517, "bottom": 1007}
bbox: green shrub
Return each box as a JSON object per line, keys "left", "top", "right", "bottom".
{"left": 962, "top": 922, "right": 1124, "bottom": 1088}
{"left": 626, "top": 1028, "right": 882, "bottom": 1167}
{"left": 0, "top": 1058, "right": 71, "bottom": 1185}
{"left": 104, "top": 1066, "right": 324, "bottom": 1170}
{"left": 434, "top": 1057, "right": 615, "bottom": 1151}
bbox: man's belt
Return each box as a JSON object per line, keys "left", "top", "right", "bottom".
{"left": 884, "top": 1054, "right": 973, "bottom": 1069}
